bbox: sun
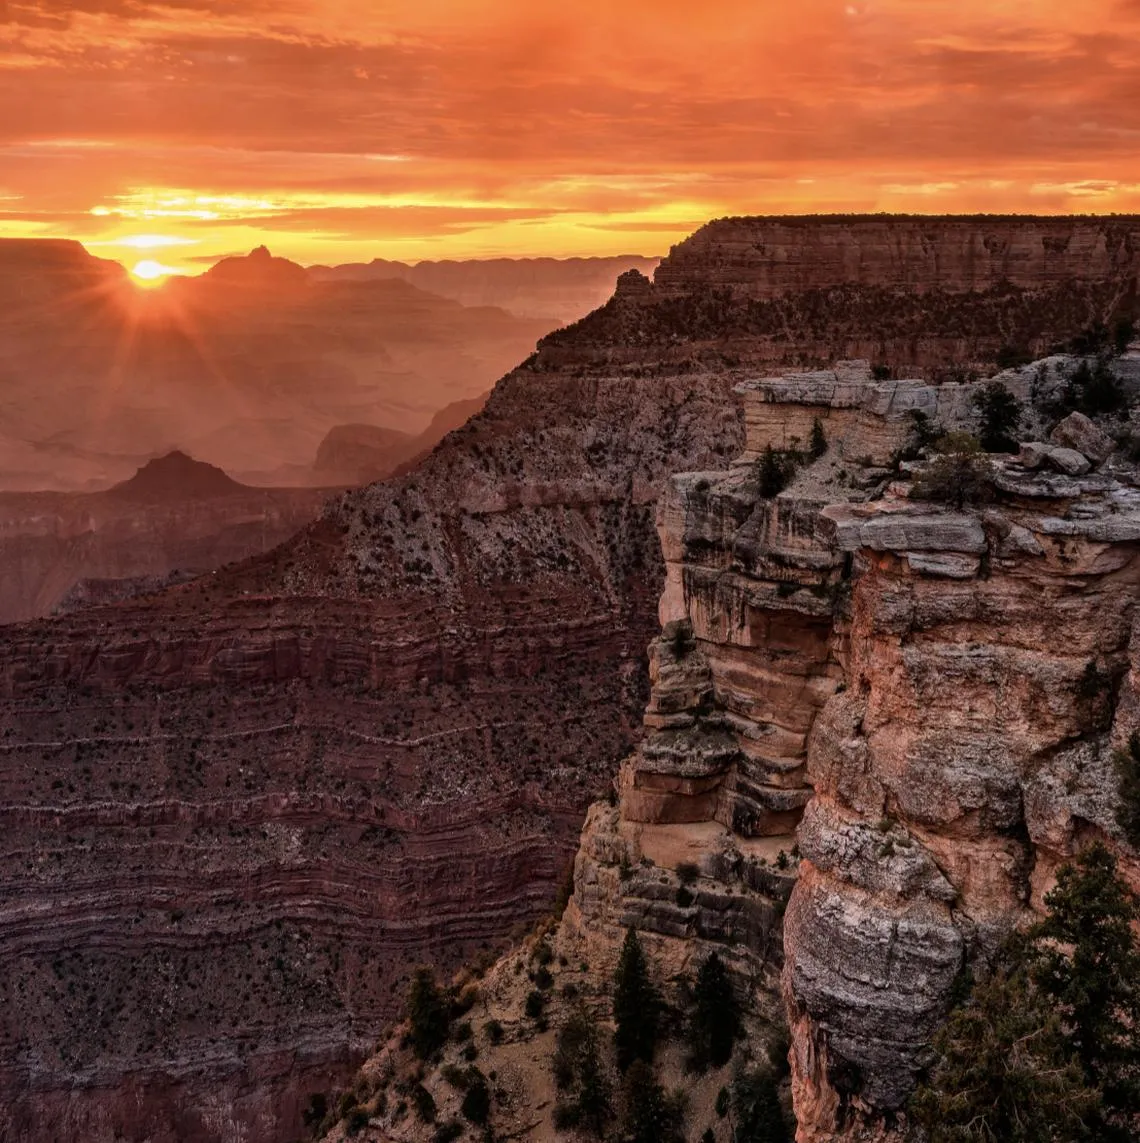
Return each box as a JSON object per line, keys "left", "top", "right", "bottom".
{"left": 131, "top": 259, "right": 177, "bottom": 287}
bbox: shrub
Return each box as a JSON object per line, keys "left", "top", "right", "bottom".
{"left": 534, "top": 966, "right": 554, "bottom": 990}
{"left": 716, "top": 1086, "right": 730, "bottom": 1117}
{"left": 1114, "top": 731, "right": 1140, "bottom": 847}
{"left": 809, "top": 417, "right": 827, "bottom": 459}
{"left": 411, "top": 1083, "right": 436, "bottom": 1123}
{"left": 432, "top": 1120, "right": 464, "bottom": 1143}
{"left": 484, "top": 1018, "right": 504, "bottom": 1045}
{"left": 755, "top": 445, "right": 795, "bottom": 498}
{"left": 911, "top": 434, "right": 994, "bottom": 511}
{"left": 407, "top": 967, "right": 450, "bottom": 1060}
{"left": 871, "top": 363, "right": 892, "bottom": 380}
{"left": 460, "top": 1070, "right": 491, "bottom": 1125}
{"left": 676, "top": 862, "right": 700, "bottom": 885}
{"left": 1063, "top": 359, "right": 1126, "bottom": 416}
{"left": 345, "top": 1107, "right": 370, "bottom": 1136}
{"left": 441, "top": 1064, "right": 470, "bottom": 1090}
{"left": 453, "top": 1021, "right": 472, "bottom": 1042}
{"left": 525, "top": 990, "right": 546, "bottom": 1020}
{"left": 675, "top": 886, "right": 695, "bottom": 908}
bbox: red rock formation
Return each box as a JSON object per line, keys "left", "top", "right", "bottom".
{"left": 3, "top": 217, "right": 1140, "bottom": 1142}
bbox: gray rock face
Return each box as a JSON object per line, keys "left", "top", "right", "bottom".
{"left": 784, "top": 868, "right": 964, "bottom": 1112}
{"left": 1050, "top": 411, "right": 1113, "bottom": 463}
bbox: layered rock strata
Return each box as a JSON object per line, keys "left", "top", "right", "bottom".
{"left": 574, "top": 356, "right": 1140, "bottom": 1141}
{"left": 3, "top": 218, "right": 1140, "bottom": 1142}
{"left": 541, "top": 216, "right": 1140, "bottom": 378}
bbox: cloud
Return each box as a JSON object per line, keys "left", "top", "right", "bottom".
{"left": 1, "top": 0, "right": 1138, "bottom": 263}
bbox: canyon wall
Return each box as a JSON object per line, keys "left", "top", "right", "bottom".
{"left": 2, "top": 217, "right": 1140, "bottom": 1142}
{"left": 566, "top": 354, "right": 1140, "bottom": 1142}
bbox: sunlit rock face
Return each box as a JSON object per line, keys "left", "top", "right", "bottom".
{"left": 564, "top": 353, "right": 1140, "bottom": 1142}
{"left": 2, "top": 216, "right": 1139, "bottom": 1142}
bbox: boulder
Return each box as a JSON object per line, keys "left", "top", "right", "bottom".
{"left": 1049, "top": 412, "right": 1113, "bottom": 464}
{"left": 1017, "top": 441, "right": 1051, "bottom": 470}
{"left": 1045, "top": 446, "right": 1092, "bottom": 476}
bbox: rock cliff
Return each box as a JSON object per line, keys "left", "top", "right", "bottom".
{"left": 3, "top": 217, "right": 1140, "bottom": 1142}
{"left": 315, "top": 348, "right": 1140, "bottom": 1143}
{"left": 542, "top": 216, "right": 1140, "bottom": 378}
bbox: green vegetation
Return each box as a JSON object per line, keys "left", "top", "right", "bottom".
{"left": 809, "top": 417, "right": 828, "bottom": 459}
{"left": 613, "top": 928, "right": 661, "bottom": 1071}
{"left": 1061, "top": 359, "right": 1126, "bottom": 416}
{"left": 408, "top": 967, "right": 450, "bottom": 1060}
{"left": 973, "top": 382, "right": 1023, "bottom": 452}
{"left": 552, "top": 1006, "right": 613, "bottom": 1136}
{"left": 1113, "top": 731, "right": 1140, "bottom": 848}
{"left": 688, "top": 953, "right": 741, "bottom": 1070}
{"left": 460, "top": 1069, "right": 491, "bottom": 1125}
{"left": 911, "top": 433, "right": 994, "bottom": 510}
{"left": 620, "top": 1059, "right": 686, "bottom": 1143}
{"left": 912, "top": 843, "right": 1140, "bottom": 1142}
{"left": 732, "top": 1068, "right": 790, "bottom": 1143}
{"left": 755, "top": 445, "right": 796, "bottom": 498}
{"left": 411, "top": 1082, "right": 437, "bottom": 1123}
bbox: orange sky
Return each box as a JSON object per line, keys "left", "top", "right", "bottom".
{"left": 3, "top": 0, "right": 1140, "bottom": 272}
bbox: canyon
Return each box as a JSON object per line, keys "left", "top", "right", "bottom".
{"left": 0, "top": 240, "right": 551, "bottom": 491}
{"left": 0, "top": 452, "right": 335, "bottom": 625}
{"left": 2, "top": 215, "right": 1140, "bottom": 1142}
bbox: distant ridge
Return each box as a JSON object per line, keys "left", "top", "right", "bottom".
{"left": 110, "top": 450, "right": 246, "bottom": 499}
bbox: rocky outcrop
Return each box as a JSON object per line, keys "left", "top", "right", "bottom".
{"left": 4, "top": 217, "right": 1140, "bottom": 1142}
{"left": 582, "top": 355, "right": 1140, "bottom": 1142}
{"left": 541, "top": 216, "right": 1140, "bottom": 379}
{"left": 655, "top": 215, "right": 1140, "bottom": 297}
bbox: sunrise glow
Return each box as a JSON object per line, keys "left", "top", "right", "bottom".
{"left": 130, "top": 259, "right": 179, "bottom": 285}
{"left": 3, "top": 1, "right": 1140, "bottom": 270}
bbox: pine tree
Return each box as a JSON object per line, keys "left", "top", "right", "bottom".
{"left": 809, "top": 417, "right": 827, "bottom": 459}
{"left": 911, "top": 942, "right": 1099, "bottom": 1142}
{"left": 1030, "top": 842, "right": 1140, "bottom": 1138}
{"left": 972, "top": 382, "right": 1023, "bottom": 453}
{"left": 613, "top": 927, "right": 660, "bottom": 1071}
{"left": 552, "top": 1006, "right": 612, "bottom": 1137}
{"left": 732, "top": 1068, "right": 789, "bottom": 1143}
{"left": 756, "top": 445, "right": 790, "bottom": 498}
{"left": 620, "top": 1060, "right": 684, "bottom": 1143}
{"left": 407, "top": 966, "right": 450, "bottom": 1060}
{"left": 689, "top": 952, "right": 740, "bottom": 1070}
{"left": 912, "top": 843, "right": 1140, "bottom": 1142}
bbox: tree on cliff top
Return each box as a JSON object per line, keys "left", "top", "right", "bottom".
{"left": 613, "top": 928, "right": 660, "bottom": 1071}
{"left": 912, "top": 843, "right": 1140, "bottom": 1142}
{"left": 911, "top": 432, "right": 994, "bottom": 511}
{"left": 973, "top": 382, "right": 1023, "bottom": 453}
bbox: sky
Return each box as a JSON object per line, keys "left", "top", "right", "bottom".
{"left": 3, "top": 0, "right": 1140, "bottom": 274}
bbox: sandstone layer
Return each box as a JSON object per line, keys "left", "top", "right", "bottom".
{"left": 3, "top": 217, "right": 1140, "bottom": 1142}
